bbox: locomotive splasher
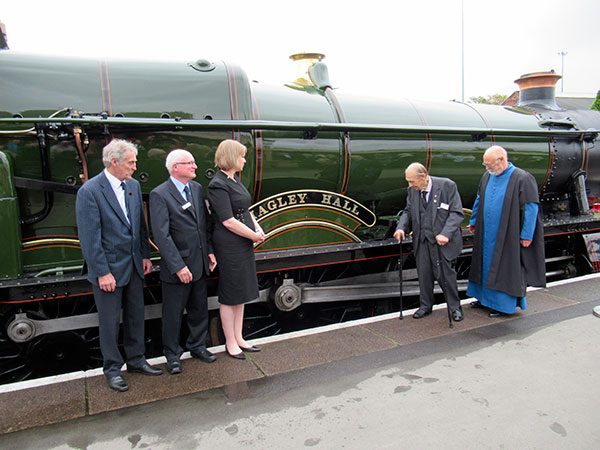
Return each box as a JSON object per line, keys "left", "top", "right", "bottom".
{"left": 0, "top": 49, "right": 599, "bottom": 383}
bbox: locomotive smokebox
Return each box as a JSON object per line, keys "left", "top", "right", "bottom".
{"left": 515, "top": 71, "right": 562, "bottom": 110}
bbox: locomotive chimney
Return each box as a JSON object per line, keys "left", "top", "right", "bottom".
{"left": 514, "top": 71, "right": 562, "bottom": 110}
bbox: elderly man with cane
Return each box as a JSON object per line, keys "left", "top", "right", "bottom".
{"left": 394, "top": 162, "right": 464, "bottom": 324}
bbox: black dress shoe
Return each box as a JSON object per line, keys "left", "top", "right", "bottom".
{"left": 226, "top": 350, "right": 246, "bottom": 360}
{"left": 470, "top": 301, "right": 483, "bottom": 308}
{"left": 489, "top": 311, "right": 504, "bottom": 318}
{"left": 191, "top": 349, "right": 217, "bottom": 363}
{"left": 107, "top": 375, "right": 129, "bottom": 392}
{"left": 452, "top": 308, "right": 464, "bottom": 321}
{"left": 413, "top": 309, "right": 432, "bottom": 319}
{"left": 240, "top": 345, "right": 261, "bottom": 353}
{"left": 127, "top": 363, "right": 163, "bottom": 376}
{"left": 167, "top": 361, "right": 182, "bottom": 375}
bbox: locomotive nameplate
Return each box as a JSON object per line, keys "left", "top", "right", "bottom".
{"left": 250, "top": 190, "right": 377, "bottom": 252}
{"left": 251, "top": 190, "right": 376, "bottom": 227}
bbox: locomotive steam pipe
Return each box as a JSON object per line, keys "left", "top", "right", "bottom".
{"left": 19, "top": 124, "right": 54, "bottom": 226}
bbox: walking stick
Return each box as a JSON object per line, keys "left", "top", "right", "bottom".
{"left": 436, "top": 244, "right": 453, "bottom": 329}
{"left": 398, "top": 239, "right": 403, "bottom": 320}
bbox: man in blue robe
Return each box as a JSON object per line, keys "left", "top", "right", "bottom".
{"left": 467, "top": 145, "right": 546, "bottom": 316}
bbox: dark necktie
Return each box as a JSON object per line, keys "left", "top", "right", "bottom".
{"left": 421, "top": 190, "right": 428, "bottom": 207}
{"left": 184, "top": 186, "right": 194, "bottom": 207}
{"left": 184, "top": 186, "right": 196, "bottom": 219}
{"left": 120, "top": 182, "right": 131, "bottom": 221}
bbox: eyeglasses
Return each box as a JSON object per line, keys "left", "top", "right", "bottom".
{"left": 175, "top": 161, "right": 196, "bottom": 166}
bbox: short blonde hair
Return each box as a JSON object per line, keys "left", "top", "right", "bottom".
{"left": 214, "top": 139, "right": 247, "bottom": 171}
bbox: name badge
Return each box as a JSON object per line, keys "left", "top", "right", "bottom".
{"left": 440, "top": 202, "right": 449, "bottom": 210}
{"left": 182, "top": 202, "right": 192, "bottom": 210}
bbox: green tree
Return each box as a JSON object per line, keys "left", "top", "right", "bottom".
{"left": 469, "top": 94, "right": 508, "bottom": 105}
{"left": 591, "top": 90, "right": 600, "bottom": 111}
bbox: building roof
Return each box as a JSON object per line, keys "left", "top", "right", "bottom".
{"left": 555, "top": 95, "right": 594, "bottom": 110}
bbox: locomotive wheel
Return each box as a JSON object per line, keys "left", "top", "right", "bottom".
{"left": 0, "top": 329, "right": 102, "bottom": 384}
{"left": 0, "top": 291, "right": 163, "bottom": 385}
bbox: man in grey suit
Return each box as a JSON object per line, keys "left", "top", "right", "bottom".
{"left": 394, "top": 162, "right": 464, "bottom": 321}
{"left": 149, "top": 149, "right": 217, "bottom": 375}
{"left": 76, "top": 139, "right": 163, "bottom": 392}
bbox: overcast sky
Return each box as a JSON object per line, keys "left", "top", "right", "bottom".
{"left": 3, "top": 0, "right": 599, "bottom": 102}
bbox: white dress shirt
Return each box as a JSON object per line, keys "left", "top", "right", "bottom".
{"left": 103, "top": 168, "right": 129, "bottom": 222}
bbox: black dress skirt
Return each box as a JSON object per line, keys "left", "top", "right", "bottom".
{"left": 207, "top": 170, "right": 259, "bottom": 306}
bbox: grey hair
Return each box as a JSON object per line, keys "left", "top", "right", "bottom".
{"left": 102, "top": 139, "right": 138, "bottom": 168}
{"left": 165, "top": 149, "right": 193, "bottom": 173}
{"left": 405, "top": 162, "right": 428, "bottom": 177}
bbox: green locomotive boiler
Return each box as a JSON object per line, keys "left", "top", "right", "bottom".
{"left": 1, "top": 48, "right": 599, "bottom": 383}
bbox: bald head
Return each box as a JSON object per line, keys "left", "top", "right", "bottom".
{"left": 405, "top": 162, "right": 429, "bottom": 191}
{"left": 483, "top": 145, "right": 509, "bottom": 176}
{"left": 484, "top": 146, "right": 507, "bottom": 160}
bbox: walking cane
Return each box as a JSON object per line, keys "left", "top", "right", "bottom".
{"left": 398, "top": 239, "right": 403, "bottom": 320}
{"left": 436, "top": 244, "right": 453, "bottom": 329}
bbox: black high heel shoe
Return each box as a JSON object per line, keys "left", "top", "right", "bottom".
{"left": 226, "top": 349, "right": 246, "bottom": 360}
{"left": 240, "top": 345, "right": 261, "bottom": 353}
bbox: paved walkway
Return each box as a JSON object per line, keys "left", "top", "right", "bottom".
{"left": 1, "top": 275, "right": 599, "bottom": 449}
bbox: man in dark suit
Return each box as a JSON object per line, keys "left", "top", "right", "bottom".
{"left": 76, "top": 139, "right": 163, "bottom": 392}
{"left": 394, "top": 162, "right": 464, "bottom": 321}
{"left": 149, "top": 149, "right": 217, "bottom": 375}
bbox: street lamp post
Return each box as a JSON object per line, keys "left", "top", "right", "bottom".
{"left": 558, "top": 51, "right": 567, "bottom": 93}
{"left": 461, "top": 0, "right": 464, "bottom": 102}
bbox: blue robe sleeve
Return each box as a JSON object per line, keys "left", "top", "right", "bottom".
{"left": 469, "top": 194, "right": 480, "bottom": 226}
{"left": 520, "top": 202, "right": 538, "bottom": 240}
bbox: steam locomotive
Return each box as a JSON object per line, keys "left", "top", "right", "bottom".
{"left": 1, "top": 43, "right": 599, "bottom": 383}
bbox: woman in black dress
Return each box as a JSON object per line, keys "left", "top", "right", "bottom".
{"left": 207, "top": 140, "right": 265, "bottom": 359}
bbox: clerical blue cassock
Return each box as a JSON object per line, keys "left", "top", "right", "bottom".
{"left": 467, "top": 162, "right": 546, "bottom": 314}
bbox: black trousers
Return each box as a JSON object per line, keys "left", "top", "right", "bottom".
{"left": 415, "top": 240, "right": 461, "bottom": 312}
{"left": 161, "top": 276, "right": 209, "bottom": 363}
{"left": 92, "top": 273, "right": 146, "bottom": 378}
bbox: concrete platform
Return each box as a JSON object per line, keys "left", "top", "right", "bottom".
{"left": 1, "top": 274, "right": 599, "bottom": 449}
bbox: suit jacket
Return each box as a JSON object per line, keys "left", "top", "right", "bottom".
{"left": 396, "top": 176, "right": 464, "bottom": 260}
{"left": 76, "top": 171, "right": 150, "bottom": 286}
{"left": 149, "top": 178, "right": 214, "bottom": 283}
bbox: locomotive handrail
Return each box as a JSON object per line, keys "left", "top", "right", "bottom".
{"left": 0, "top": 117, "right": 598, "bottom": 140}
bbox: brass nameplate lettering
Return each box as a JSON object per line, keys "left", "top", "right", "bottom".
{"left": 251, "top": 190, "right": 376, "bottom": 226}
